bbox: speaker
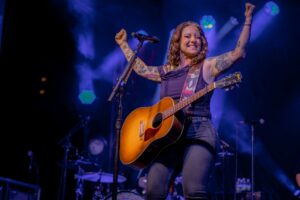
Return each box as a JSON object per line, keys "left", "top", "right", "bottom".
{"left": 8, "top": 188, "right": 38, "bottom": 200}
{"left": 0, "top": 177, "right": 40, "bottom": 200}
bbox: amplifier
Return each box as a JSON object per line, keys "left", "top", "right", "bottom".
{"left": 0, "top": 177, "right": 41, "bottom": 200}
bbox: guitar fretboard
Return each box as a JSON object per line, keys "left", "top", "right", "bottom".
{"left": 162, "top": 83, "right": 216, "bottom": 119}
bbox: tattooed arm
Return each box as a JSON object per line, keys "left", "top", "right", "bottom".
{"left": 115, "top": 29, "right": 161, "bottom": 82}
{"left": 208, "top": 3, "right": 255, "bottom": 77}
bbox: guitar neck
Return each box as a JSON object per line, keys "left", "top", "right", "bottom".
{"left": 162, "top": 82, "right": 216, "bottom": 119}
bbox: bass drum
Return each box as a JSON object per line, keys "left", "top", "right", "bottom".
{"left": 104, "top": 190, "right": 144, "bottom": 200}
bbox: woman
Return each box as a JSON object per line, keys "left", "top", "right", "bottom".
{"left": 115, "top": 3, "right": 255, "bottom": 200}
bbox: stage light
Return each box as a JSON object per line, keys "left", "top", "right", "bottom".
{"left": 264, "top": 1, "right": 280, "bottom": 16}
{"left": 41, "top": 76, "right": 47, "bottom": 82}
{"left": 78, "top": 90, "right": 96, "bottom": 104}
{"left": 216, "top": 16, "right": 239, "bottom": 41}
{"left": 39, "top": 89, "right": 45, "bottom": 95}
{"left": 229, "top": 16, "right": 239, "bottom": 26}
{"left": 200, "top": 15, "right": 215, "bottom": 30}
{"left": 294, "top": 189, "right": 300, "bottom": 198}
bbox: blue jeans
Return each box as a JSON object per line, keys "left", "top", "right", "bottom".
{"left": 146, "top": 117, "right": 217, "bottom": 200}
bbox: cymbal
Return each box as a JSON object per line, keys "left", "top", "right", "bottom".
{"left": 58, "top": 159, "right": 99, "bottom": 169}
{"left": 75, "top": 172, "right": 126, "bottom": 183}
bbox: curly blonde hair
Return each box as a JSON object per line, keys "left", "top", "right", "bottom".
{"left": 167, "top": 21, "right": 208, "bottom": 67}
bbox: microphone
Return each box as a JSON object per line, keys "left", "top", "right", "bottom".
{"left": 239, "top": 118, "right": 265, "bottom": 125}
{"left": 131, "top": 32, "right": 160, "bottom": 43}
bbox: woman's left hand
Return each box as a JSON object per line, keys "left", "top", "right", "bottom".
{"left": 245, "top": 3, "right": 255, "bottom": 20}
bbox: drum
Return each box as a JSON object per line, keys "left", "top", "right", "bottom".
{"left": 104, "top": 190, "right": 143, "bottom": 200}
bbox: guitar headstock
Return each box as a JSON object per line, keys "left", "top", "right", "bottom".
{"left": 215, "top": 72, "right": 242, "bottom": 90}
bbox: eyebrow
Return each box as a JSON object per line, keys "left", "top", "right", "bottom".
{"left": 183, "top": 32, "right": 200, "bottom": 36}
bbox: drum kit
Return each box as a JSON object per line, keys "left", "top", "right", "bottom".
{"left": 58, "top": 139, "right": 237, "bottom": 200}
{"left": 57, "top": 120, "right": 236, "bottom": 200}
{"left": 59, "top": 156, "right": 137, "bottom": 200}
{"left": 59, "top": 155, "right": 187, "bottom": 200}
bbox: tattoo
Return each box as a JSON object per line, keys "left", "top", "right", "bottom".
{"left": 123, "top": 46, "right": 133, "bottom": 61}
{"left": 216, "top": 52, "right": 233, "bottom": 72}
{"left": 121, "top": 43, "right": 161, "bottom": 82}
{"left": 134, "top": 59, "right": 161, "bottom": 82}
{"left": 135, "top": 60, "right": 147, "bottom": 74}
{"left": 236, "top": 41, "right": 241, "bottom": 48}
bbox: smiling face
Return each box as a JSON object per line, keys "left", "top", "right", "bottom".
{"left": 167, "top": 21, "right": 208, "bottom": 67}
{"left": 180, "top": 25, "right": 202, "bottom": 58}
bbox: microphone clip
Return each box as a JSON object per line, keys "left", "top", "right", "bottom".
{"left": 131, "top": 32, "right": 160, "bottom": 43}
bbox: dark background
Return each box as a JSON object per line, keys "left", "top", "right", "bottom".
{"left": 1, "top": 0, "right": 300, "bottom": 199}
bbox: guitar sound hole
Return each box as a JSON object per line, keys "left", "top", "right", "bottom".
{"left": 152, "top": 113, "right": 162, "bottom": 128}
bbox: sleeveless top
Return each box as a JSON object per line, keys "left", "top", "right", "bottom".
{"left": 158, "top": 64, "right": 213, "bottom": 118}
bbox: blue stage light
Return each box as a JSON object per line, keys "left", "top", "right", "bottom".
{"left": 264, "top": 1, "right": 280, "bottom": 16}
{"left": 79, "top": 90, "right": 96, "bottom": 104}
{"left": 200, "top": 15, "right": 215, "bottom": 30}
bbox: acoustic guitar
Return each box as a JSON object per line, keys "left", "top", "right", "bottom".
{"left": 120, "top": 72, "right": 242, "bottom": 169}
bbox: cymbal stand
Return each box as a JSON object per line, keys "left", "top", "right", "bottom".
{"left": 75, "top": 167, "right": 84, "bottom": 200}
{"left": 57, "top": 116, "right": 90, "bottom": 200}
{"left": 92, "top": 170, "right": 104, "bottom": 200}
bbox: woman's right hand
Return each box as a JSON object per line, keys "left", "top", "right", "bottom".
{"left": 115, "top": 28, "right": 127, "bottom": 45}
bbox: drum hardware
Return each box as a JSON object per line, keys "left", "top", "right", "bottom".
{"left": 218, "top": 151, "right": 234, "bottom": 158}
{"left": 57, "top": 115, "right": 91, "bottom": 200}
{"left": 91, "top": 178, "right": 105, "bottom": 200}
{"left": 74, "top": 169, "right": 126, "bottom": 200}
{"left": 75, "top": 167, "right": 85, "bottom": 200}
{"left": 103, "top": 190, "right": 143, "bottom": 200}
{"left": 137, "top": 175, "right": 184, "bottom": 199}
{"left": 75, "top": 171, "right": 126, "bottom": 183}
{"left": 235, "top": 177, "right": 251, "bottom": 194}
{"left": 58, "top": 158, "right": 100, "bottom": 170}
{"left": 211, "top": 139, "right": 236, "bottom": 199}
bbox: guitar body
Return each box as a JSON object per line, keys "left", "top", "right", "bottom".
{"left": 120, "top": 97, "right": 184, "bottom": 169}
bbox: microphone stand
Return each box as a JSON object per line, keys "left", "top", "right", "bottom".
{"left": 108, "top": 40, "right": 145, "bottom": 200}
{"left": 57, "top": 116, "right": 90, "bottom": 200}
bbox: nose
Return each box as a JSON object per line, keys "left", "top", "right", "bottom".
{"left": 190, "top": 36, "right": 196, "bottom": 43}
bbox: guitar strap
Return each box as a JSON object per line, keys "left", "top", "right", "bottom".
{"left": 180, "top": 62, "right": 203, "bottom": 101}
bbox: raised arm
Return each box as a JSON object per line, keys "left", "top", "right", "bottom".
{"left": 208, "top": 3, "right": 255, "bottom": 77}
{"left": 115, "top": 29, "right": 161, "bottom": 82}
